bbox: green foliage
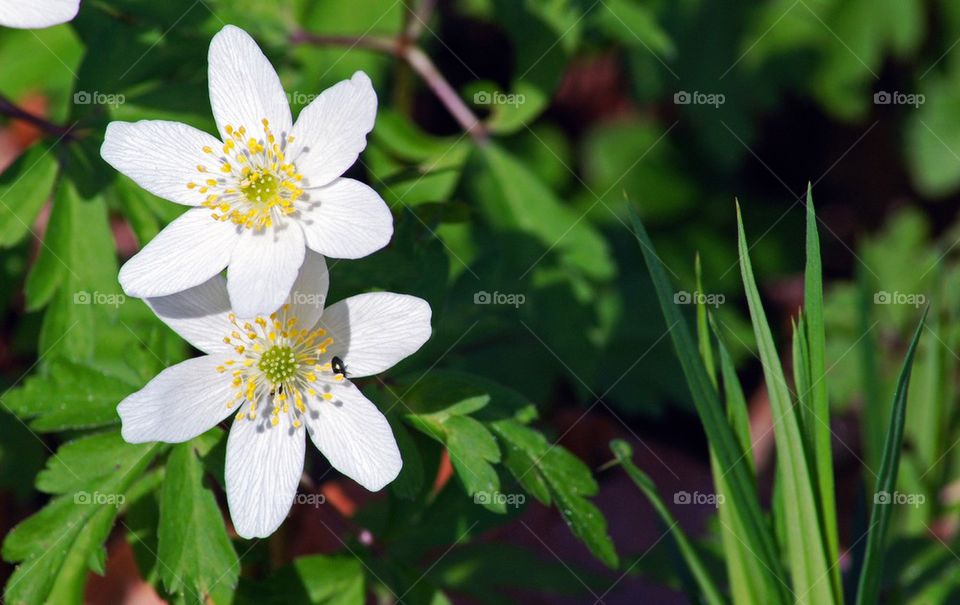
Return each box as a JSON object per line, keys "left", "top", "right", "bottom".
{"left": 3, "top": 432, "right": 162, "bottom": 605}
{"left": 2, "top": 0, "right": 957, "bottom": 602}
{"left": 157, "top": 439, "right": 238, "bottom": 602}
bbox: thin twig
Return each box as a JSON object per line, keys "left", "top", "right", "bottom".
{"left": 405, "top": 45, "right": 486, "bottom": 141}
{"left": 0, "top": 94, "right": 75, "bottom": 141}
{"left": 291, "top": 28, "right": 489, "bottom": 143}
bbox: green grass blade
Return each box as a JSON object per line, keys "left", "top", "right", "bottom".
{"left": 695, "top": 264, "right": 766, "bottom": 604}
{"left": 804, "top": 186, "right": 841, "bottom": 597}
{"left": 854, "top": 309, "right": 928, "bottom": 605}
{"left": 630, "top": 207, "right": 790, "bottom": 604}
{"left": 737, "top": 204, "right": 837, "bottom": 605}
{"left": 610, "top": 440, "right": 725, "bottom": 605}
{"left": 695, "top": 253, "right": 717, "bottom": 388}
{"left": 792, "top": 314, "right": 813, "bottom": 443}
{"left": 710, "top": 315, "right": 755, "bottom": 474}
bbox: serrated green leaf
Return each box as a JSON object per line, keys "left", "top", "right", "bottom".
{"left": 0, "top": 145, "right": 58, "bottom": 249}
{"left": 474, "top": 144, "right": 614, "bottom": 281}
{"left": 3, "top": 360, "right": 138, "bottom": 432}
{"left": 491, "top": 419, "right": 618, "bottom": 568}
{"left": 408, "top": 411, "right": 504, "bottom": 513}
{"left": 157, "top": 441, "right": 238, "bottom": 602}
{"left": 3, "top": 432, "right": 161, "bottom": 605}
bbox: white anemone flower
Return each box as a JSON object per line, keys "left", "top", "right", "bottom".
{"left": 0, "top": 0, "right": 79, "bottom": 28}
{"left": 118, "top": 252, "right": 431, "bottom": 538}
{"left": 101, "top": 25, "right": 393, "bottom": 318}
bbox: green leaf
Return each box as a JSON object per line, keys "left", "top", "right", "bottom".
{"left": 3, "top": 359, "right": 139, "bottom": 432}
{"left": 407, "top": 411, "right": 504, "bottom": 513}
{"left": 803, "top": 187, "right": 841, "bottom": 597}
{"left": 710, "top": 316, "right": 754, "bottom": 474}
{"left": 367, "top": 111, "right": 471, "bottom": 207}
{"left": 593, "top": 0, "right": 675, "bottom": 57}
{"left": 610, "top": 440, "right": 724, "bottom": 605}
{"left": 0, "top": 145, "right": 58, "bottom": 248}
{"left": 235, "top": 554, "right": 364, "bottom": 605}
{"left": 23, "top": 179, "right": 73, "bottom": 310}
{"left": 736, "top": 205, "right": 836, "bottom": 604}
{"left": 157, "top": 441, "right": 239, "bottom": 602}
{"left": 629, "top": 206, "right": 789, "bottom": 602}
{"left": 474, "top": 144, "right": 614, "bottom": 281}
{"left": 3, "top": 432, "right": 161, "bottom": 605}
{"left": 35, "top": 181, "right": 121, "bottom": 362}
{"left": 697, "top": 268, "right": 767, "bottom": 605}
{"left": 492, "top": 419, "right": 618, "bottom": 568}
{"left": 855, "top": 310, "right": 927, "bottom": 605}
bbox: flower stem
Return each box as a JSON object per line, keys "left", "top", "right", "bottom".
{"left": 0, "top": 93, "right": 75, "bottom": 141}
{"left": 290, "top": 28, "right": 488, "bottom": 143}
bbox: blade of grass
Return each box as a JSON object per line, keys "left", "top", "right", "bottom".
{"left": 854, "top": 309, "right": 928, "bottom": 605}
{"left": 610, "top": 440, "right": 725, "bottom": 605}
{"left": 737, "top": 203, "right": 837, "bottom": 605}
{"left": 792, "top": 314, "right": 813, "bottom": 443}
{"left": 630, "top": 207, "right": 790, "bottom": 604}
{"left": 695, "top": 265, "right": 767, "bottom": 604}
{"left": 695, "top": 254, "right": 717, "bottom": 388}
{"left": 710, "top": 315, "right": 755, "bottom": 473}
{"left": 804, "top": 186, "right": 841, "bottom": 597}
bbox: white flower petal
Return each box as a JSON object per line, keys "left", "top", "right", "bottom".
{"left": 147, "top": 276, "right": 233, "bottom": 355}
{"left": 118, "top": 355, "right": 234, "bottom": 444}
{"left": 316, "top": 293, "right": 431, "bottom": 378}
{"left": 119, "top": 208, "right": 240, "bottom": 299}
{"left": 0, "top": 0, "right": 78, "bottom": 29}
{"left": 208, "top": 25, "right": 292, "bottom": 142}
{"left": 298, "top": 178, "right": 392, "bottom": 259}
{"left": 101, "top": 121, "right": 224, "bottom": 207}
{"left": 289, "top": 71, "right": 377, "bottom": 187}
{"left": 283, "top": 250, "right": 328, "bottom": 328}
{"left": 305, "top": 382, "right": 401, "bottom": 491}
{"left": 227, "top": 218, "right": 305, "bottom": 319}
{"left": 225, "top": 406, "right": 305, "bottom": 538}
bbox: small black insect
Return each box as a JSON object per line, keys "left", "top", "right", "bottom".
{"left": 331, "top": 356, "right": 347, "bottom": 377}
{"left": 269, "top": 384, "right": 284, "bottom": 397}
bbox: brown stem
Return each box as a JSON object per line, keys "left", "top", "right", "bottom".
{"left": 0, "top": 94, "right": 75, "bottom": 140}
{"left": 289, "top": 31, "right": 401, "bottom": 55}
{"left": 405, "top": 46, "right": 487, "bottom": 141}
{"left": 290, "top": 30, "right": 488, "bottom": 143}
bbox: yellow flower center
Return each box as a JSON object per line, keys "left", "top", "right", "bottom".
{"left": 187, "top": 118, "right": 305, "bottom": 232}
{"left": 215, "top": 305, "right": 345, "bottom": 429}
